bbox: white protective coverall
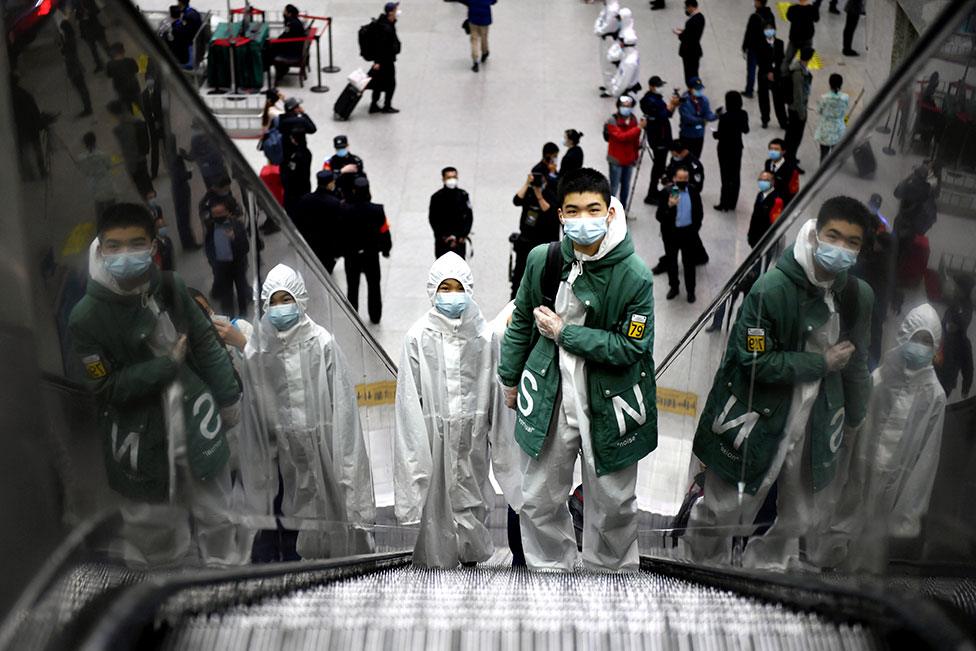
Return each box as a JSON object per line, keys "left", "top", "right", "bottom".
{"left": 240, "top": 264, "right": 375, "bottom": 559}
{"left": 520, "top": 197, "right": 641, "bottom": 573}
{"left": 594, "top": 0, "right": 621, "bottom": 91}
{"left": 394, "top": 253, "right": 499, "bottom": 568}
{"left": 87, "top": 240, "right": 249, "bottom": 567}
{"left": 687, "top": 219, "right": 844, "bottom": 570}
{"left": 489, "top": 301, "right": 524, "bottom": 512}
{"left": 821, "top": 304, "right": 946, "bottom": 566}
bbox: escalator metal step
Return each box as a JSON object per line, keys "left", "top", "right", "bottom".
{"left": 159, "top": 564, "right": 882, "bottom": 650}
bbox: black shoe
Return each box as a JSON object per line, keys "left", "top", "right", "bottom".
{"left": 797, "top": 165, "right": 806, "bottom": 175}
{"left": 599, "top": 91, "right": 612, "bottom": 98}
{"left": 688, "top": 293, "right": 696, "bottom": 303}
{"left": 761, "top": 120, "right": 769, "bottom": 128}
{"left": 381, "top": 106, "right": 400, "bottom": 114}
{"left": 829, "top": 6, "right": 841, "bottom": 13}
{"left": 704, "top": 322, "right": 721, "bottom": 333}
{"left": 843, "top": 49, "right": 860, "bottom": 57}
{"left": 461, "top": 561, "right": 477, "bottom": 568}
{"left": 650, "top": 2, "right": 665, "bottom": 9}
{"left": 667, "top": 288, "right": 680, "bottom": 300}
{"left": 599, "top": 85, "right": 606, "bottom": 91}
{"left": 644, "top": 195, "right": 658, "bottom": 205}
{"left": 742, "top": 92, "right": 754, "bottom": 99}
{"left": 481, "top": 51, "right": 489, "bottom": 62}
{"left": 713, "top": 204, "right": 725, "bottom": 211}
{"left": 259, "top": 220, "right": 281, "bottom": 234}
{"left": 472, "top": 62, "right": 480, "bottom": 72}
{"left": 369, "top": 104, "right": 381, "bottom": 114}
{"left": 652, "top": 263, "right": 667, "bottom": 276}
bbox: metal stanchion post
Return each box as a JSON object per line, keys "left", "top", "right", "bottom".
{"left": 311, "top": 32, "right": 329, "bottom": 93}
{"left": 322, "top": 17, "right": 341, "bottom": 73}
{"left": 883, "top": 104, "right": 901, "bottom": 155}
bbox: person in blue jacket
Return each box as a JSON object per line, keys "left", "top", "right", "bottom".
{"left": 677, "top": 76, "right": 718, "bottom": 160}
{"left": 466, "top": 0, "right": 496, "bottom": 72}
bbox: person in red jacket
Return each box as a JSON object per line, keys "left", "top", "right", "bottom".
{"left": 604, "top": 95, "right": 643, "bottom": 207}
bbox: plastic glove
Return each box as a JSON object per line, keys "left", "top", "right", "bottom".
{"left": 220, "top": 401, "right": 242, "bottom": 429}
{"left": 501, "top": 384, "right": 518, "bottom": 410}
{"left": 533, "top": 306, "right": 564, "bottom": 341}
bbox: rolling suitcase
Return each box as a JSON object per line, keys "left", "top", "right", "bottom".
{"left": 852, "top": 141, "right": 877, "bottom": 178}
{"left": 333, "top": 83, "right": 363, "bottom": 121}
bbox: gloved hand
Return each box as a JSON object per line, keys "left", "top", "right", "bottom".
{"left": 533, "top": 306, "right": 564, "bottom": 341}
{"left": 501, "top": 384, "right": 518, "bottom": 410}
{"left": 168, "top": 334, "right": 188, "bottom": 364}
{"left": 220, "top": 401, "right": 242, "bottom": 429}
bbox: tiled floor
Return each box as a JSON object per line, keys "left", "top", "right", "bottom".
{"left": 152, "top": 0, "right": 900, "bottom": 362}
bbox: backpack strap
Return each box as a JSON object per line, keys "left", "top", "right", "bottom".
{"left": 158, "top": 271, "right": 186, "bottom": 335}
{"left": 540, "top": 241, "right": 563, "bottom": 310}
{"left": 837, "top": 274, "right": 860, "bottom": 340}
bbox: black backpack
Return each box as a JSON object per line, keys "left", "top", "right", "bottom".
{"left": 358, "top": 20, "right": 377, "bottom": 61}
{"left": 540, "top": 241, "right": 563, "bottom": 310}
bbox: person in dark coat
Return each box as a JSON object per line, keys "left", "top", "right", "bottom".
{"left": 560, "top": 129, "right": 585, "bottom": 176}
{"left": 342, "top": 176, "right": 393, "bottom": 324}
{"left": 77, "top": 0, "right": 111, "bottom": 72}
{"left": 783, "top": 0, "right": 820, "bottom": 74}
{"left": 467, "top": 0, "right": 496, "bottom": 72}
{"left": 294, "top": 170, "right": 344, "bottom": 272}
{"left": 656, "top": 167, "right": 704, "bottom": 303}
{"left": 742, "top": 0, "right": 776, "bottom": 98}
{"left": 204, "top": 196, "right": 252, "bottom": 317}
{"left": 675, "top": 0, "right": 705, "bottom": 85}
{"left": 640, "top": 75, "right": 675, "bottom": 205}
{"left": 764, "top": 137, "right": 799, "bottom": 205}
{"left": 843, "top": 0, "right": 865, "bottom": 56}
{"left": 713, "top": 90, "right": 750, "bottom": 212}
{"left": 277, "top": 97, "right": 317, "bottom": 218}
{"left": 323, "top": 134, "right": 365, "bottom": 199}
{"left": 429, "top": 167, "right": 474, "bottom": 259}
{"left": 271, "top": 4, "right": 307, "bottom": 81}
{"left": 755, "top": 21, "right": 788, "bottom": 129}
{"left": 108, "top": 100, "right": 153, "bottom": 196}
{"left": 747, "top": 170, "right": 784, "bottom": 247}
{"left": 509, "top": 163, "right": 559, "bottom": 298}
{"left": 369, "top": 2, "right": 402, "bottom": 114}
{"left": 59, "top": 21, "right": 93, "bottom": 116}
{"left": 105, "top": 42, "right": 143, "bottom": 114}
{"left": 936, "top": 303, "right": 974, "bottom": 399}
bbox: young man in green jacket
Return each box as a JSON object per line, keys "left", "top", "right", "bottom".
{"left": 687, "top": 196, "right": 874, "bottom": 569}
{"left": 69, "top": 203, "right": 245, "bottom": 565}
{"left": 498, "top": 168, "right": 657, "bottom": 572}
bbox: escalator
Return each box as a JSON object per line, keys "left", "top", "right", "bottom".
{"left": 2, "top": 0, "right": 976, "bottom": 648}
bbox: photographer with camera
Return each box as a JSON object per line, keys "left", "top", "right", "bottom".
{"left": 510, "top": 144, "right": 560, "bottom": 299}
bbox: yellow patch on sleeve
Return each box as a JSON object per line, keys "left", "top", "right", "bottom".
{"left": 746, "top": 328, "right": 766, "bottom": 353}
{"left": 83, "top": 354, "right": 108, "bottom": 379}
{"left": 627, "top": 314, "right": 647, "bottom": 340}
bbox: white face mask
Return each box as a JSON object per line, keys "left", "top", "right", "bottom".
{"left": 444, "top": 178, "right": 459, "bottom": 189}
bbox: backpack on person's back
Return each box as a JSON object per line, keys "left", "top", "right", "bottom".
{"left": 358, "top": 19, "right": 379, "bottom": 61}
{"left": 258, "top": 115, "right": 283, "bottom": 165}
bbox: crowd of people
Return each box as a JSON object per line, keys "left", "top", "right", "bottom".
{"left": 6, "top": 0, "right": 965, "bottom": 575}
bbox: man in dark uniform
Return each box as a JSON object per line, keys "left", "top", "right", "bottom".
{"left": 343, "top": 176, "right": 393, "bottom": 324}
{"left": 294, "top": 170, "right": 344, "bottom": 273}
{"left": 676, "top": 0, "right": 705, "bottom": 84}
{"left": 764, "top": 137, "right": 799, "bottom": 206}
{"left": 510, "top": 164, "right": 559, "bottom": 299}
{"left": 640, "top": 75, "right": 674, "bottom": 205}
{"left": 272, "top": 4, "right": 307, "bottom": 81}
{"left": 756, "top": 21, "right": 788, "bottom": 129}
{"left": 277, "top": 97, "right": 317, "bottom": 219}
{"left": 652, "top": 139, "right": 705, "bottom": 275}
{"left": 369, "top": 2, "right": 402, "bottom": 114}
{"left": 323, "top": 134, "right": 365, "bottom": 199}
{"left": 429, "top": 166, "right": 474, "bottom": 259}
{"left": 741, "top": 0, "right": 776, "bottom": 98}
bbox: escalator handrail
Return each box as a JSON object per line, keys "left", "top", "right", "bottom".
{"left": 654, "top": 0, "right": 973, "bottom": 380}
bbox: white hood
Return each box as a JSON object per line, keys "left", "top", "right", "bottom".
{"left": 426, "top": 252, "right": 474, "bottom": 303}
{"left": 895, "top": 303, "right": 942, "bottom": 349}
{"left": 261, "top": 263, "right": 309, "bottom": 311}
{"left": 618, "top": 7, "right": 637, "bottom": 45}
{"left": 606, "top": 0, "right": 620, "bottom": 13}
{"left": 793, "top": 218, "right": 835, "bottom": 292}
{"left": 571, "top": 196, "right": 628, "bottom": 265}
{"left": 87, "top": 238, "right": 151, "bottom": 296}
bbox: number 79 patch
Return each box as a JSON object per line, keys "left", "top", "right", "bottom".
{"left": 746, "top": 327, "right": 766, "bottom": 353}
{"left": 627, "top": 314, "right": 647, "bottom": 340}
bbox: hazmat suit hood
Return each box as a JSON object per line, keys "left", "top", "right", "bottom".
{"left": 261, "top": 263, "right": 310, "bottom": 311}
{"left": 618, "top": 7, "right": 637, "bottom": 45}
{"left": 87, "top": 237, "right": 154, "bottom": 297}
{"left": 426, "top": 252, "right": 474, "bottom": 302}
{"left": 594, "top": 0, "right": 621, "bottom": 36}
{"left": 879, "top": 303, "right": 943, "bottom": 380}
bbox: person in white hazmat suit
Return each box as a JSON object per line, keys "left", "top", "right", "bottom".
{"left": 240, "top": 263, "right": 375, "bottom": 561}
{"left": 395, "top": 252, "right": 502, "bottom": 568}
{"left": 817, "top": 303, "right": 946, "bottom": 568}
{"left": 595, "top": 0, "right": 621, "bottom": 97}
{"left": 609, "top": 8, "right": 640, "bottom": 99}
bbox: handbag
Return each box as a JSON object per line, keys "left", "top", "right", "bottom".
{"left": 347, "top": 68, "right": 371, "bottom": 92}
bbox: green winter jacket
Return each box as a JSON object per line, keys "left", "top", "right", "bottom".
{"left": 68, "top": 269, "right": 241, "bottom": 501}
{"left": 692, "top": 247, "right": 873, "bottom": 494}
{"left": 497, "top": 233, "right": 657, "bottom": 476}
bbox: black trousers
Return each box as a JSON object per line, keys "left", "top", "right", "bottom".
{"left": 685, "top": 136, "right": 705, "bottom": 160}
{"left": 67, "top": 71, "right": 92, "bottom": 113}
{"left": 843, "top": 11, "right": 861, "bottom": 51}
{"left": 681, "top": 55, "right": 700, "bottom": 85}
{"left": 663, "top": 226, "right": 698, "bottom": 293}
{"left": 510, "top": 239, "right": 536, "bottom": 300}
{"left": 645, "top": 143, "right": 670, "bottom": 201}
{"left": 370, "top": 61, "right": 396, "bottom": 108}
{"left": 434, "top": 239, "right": 467, "bottom": 259}
{"left": 212, "top": 258, "right": 252, "bottom": 317}
{"left": 251, "top": 469, "right": 301, "bottom": 563}
{"left": 346, "top": 249, "right": 383, "bottom": 323}
{"left": 126, "top": 159, "right": 154, "bottom": 196}
{"left": 758, "top": 75, "right": 789, "bottom": 128}
{"left": 784, "top": 110, "right": 807, "bottom": 162}
{"left": 717, "top": 145, "right": 743, "bottom": 209}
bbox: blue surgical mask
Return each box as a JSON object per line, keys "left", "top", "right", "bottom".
{"left": 336, "top": 148, "right": 349, "bottom": 157}
{"left": 764, "top": 28, "right": 776, "bottom": 38}
{"left": 758, "top": 180, "right": 772, "bottom": 192}
{"left": 157, "top": 227, "right": 170, "bottom": 239}
{"left": 814, "top": 237, "right": 858, "bottom": 274}
{"left": 619, "top": 107, "right": 633, "bottom": 116}
{"left": 434, "top": 292, "right": 468, "bottom": 319}
{"left": 563, "top": 214, "right": 608, "bottom": 246}
{"left": 102, "top": 249, "right": 153, "bottom": 280}
{"left": 768, "top": 149, "right": 782, "bottom": 161}
{"left": 901, "top": 341, "right": 934, "bottom": 370}
{"left": 692, "top": 89, "right": 703, "bottom": 97}
{"left": 267, "top": 303, "right": 301, "bottom": 331}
